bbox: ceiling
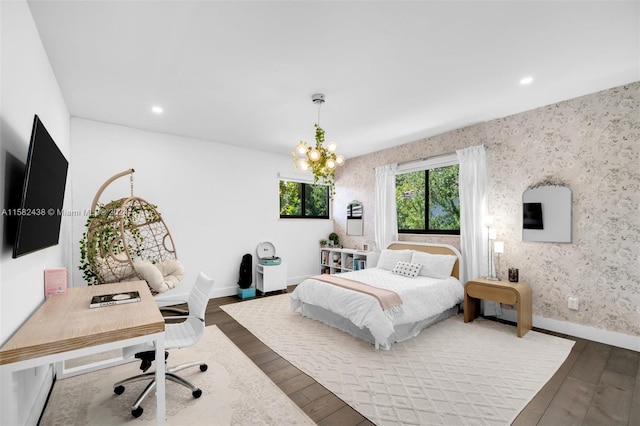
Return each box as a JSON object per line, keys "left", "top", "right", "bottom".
{"left": 27, "top": 1, "right": 639, "bottom": 159}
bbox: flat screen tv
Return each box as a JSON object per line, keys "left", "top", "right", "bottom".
{"left": 523, "top": 202, "right": 544, "bottom": 230}
{"left": 12, "top": 115, "right": 68, "bottom": 258}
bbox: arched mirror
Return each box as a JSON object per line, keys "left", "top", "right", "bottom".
{"left": 522, "top": 183, "right": 572, "bottom": 243}
{"left": 346, "top": 201, "right": 363, "bottom": 236}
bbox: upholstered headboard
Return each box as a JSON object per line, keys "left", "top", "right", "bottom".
{"left": 387, "top": 242, "right": 462, "bottom": 280}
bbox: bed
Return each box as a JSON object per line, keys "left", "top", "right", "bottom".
{"left": 290, "top": 242, "right": 464, "bottom": 349}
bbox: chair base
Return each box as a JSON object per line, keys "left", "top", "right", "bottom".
{"left": 114, "top": 361, "right": 208, "bottom": 417}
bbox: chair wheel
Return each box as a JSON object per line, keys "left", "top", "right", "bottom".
{"left": 192, "top": 389, "right": 202, "bottom": 398}
{"left": 200, "top": 364, "right": 208, "bottom": 372}
{"left": 131, "top": 407, "right": 144, "bottom": 418}
{"left": 114, "top": 385, "right": 125, "bottom": 395}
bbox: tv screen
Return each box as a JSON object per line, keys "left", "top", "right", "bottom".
{"left": 523, "top": 202, "right": 543, "bottom": 230}
{"left": 12, "top": 115, "right": 68, "bottom": 258}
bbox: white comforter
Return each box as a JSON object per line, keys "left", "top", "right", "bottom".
{"left": 290, "top": 268, "right": 464, "bottom": 346}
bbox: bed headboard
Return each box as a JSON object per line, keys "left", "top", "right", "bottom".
{"left": 386, "top": 242, "right": 462, "bottom": 280}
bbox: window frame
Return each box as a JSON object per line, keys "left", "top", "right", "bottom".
{"left": 395, "top": 154, "right": 460, "bottom": 235}
{"left": 279, "top": 179, "right": 330, "bottom": 219}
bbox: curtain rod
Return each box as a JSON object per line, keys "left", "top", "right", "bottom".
{"left": 373, "top": 151, "right": 458, "bottom": 169}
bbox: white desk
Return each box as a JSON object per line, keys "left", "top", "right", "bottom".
{"left": 0, "top": 281, "right": 166, "bottom": 425}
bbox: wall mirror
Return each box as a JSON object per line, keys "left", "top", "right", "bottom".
{"left": 346, "top": 200, "right": 363, "bottom": 236}
{"left": 522, "top": 184, "right": 572, "bottom": 243}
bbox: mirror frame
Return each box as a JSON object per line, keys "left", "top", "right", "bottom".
{"left": 522, "top": 184, "right": 572, "bottom": 243}
{"left": 346, "top": 200, "right": 363, "bottom": 236}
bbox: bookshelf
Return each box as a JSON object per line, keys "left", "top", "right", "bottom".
{"left": 319, "top": 248, "right": 379, "bottom": 274}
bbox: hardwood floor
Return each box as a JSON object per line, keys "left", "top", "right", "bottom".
{"left": 204, "top": 288, "right": 639, "bottom": 425}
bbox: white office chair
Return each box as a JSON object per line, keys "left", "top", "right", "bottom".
{"left": 113, "top": 272, "right": 215, "bottom": 418}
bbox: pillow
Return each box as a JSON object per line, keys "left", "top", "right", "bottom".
{"left": 410, "top": 251, "right": 457, "bottom": 279}
{"left": 392, "top": 261, "right": 422, "bottom": 278}
{"left": 376, "top": 249, "right": 413, "bottom": 271}
{"left": 134, "top": 259, "right": 185, "bottom": 293}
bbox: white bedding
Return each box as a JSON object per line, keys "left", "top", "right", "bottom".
{"left": 290, "top": 267, "right": 464, "bottom": 348}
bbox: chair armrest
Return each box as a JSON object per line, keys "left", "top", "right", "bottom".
{"left": 163, "top": 314, "right": 205, "bottom": 323}
{"left": 160, "top": 306, "right": 189, "bottom": 316}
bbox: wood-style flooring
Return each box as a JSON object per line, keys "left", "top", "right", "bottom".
{"left": 205, "top": 287, "right": 639, "bottom": 425}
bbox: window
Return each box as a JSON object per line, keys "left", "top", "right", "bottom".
{"left": 396, "top": 161, "right": 460, "bottom": 234}
{"left": 279, "top": 180, "right": 329, "bottom": 219}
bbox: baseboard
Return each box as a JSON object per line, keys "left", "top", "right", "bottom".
{"left": 499, "top": 308, "right": 639, "bottom": 351}
{"left": 212, "top": 276, "right": 307, "bottom": 299}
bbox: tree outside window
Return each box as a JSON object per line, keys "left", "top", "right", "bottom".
{"left": 279, "top": 180, "right": 329, "bottom": 219}
{"left": 396, "top": 164, "right": 460, "bottom": 234}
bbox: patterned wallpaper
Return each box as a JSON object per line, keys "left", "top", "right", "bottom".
{"left": 334, "top": 82, "right": 639, "bottom": 337}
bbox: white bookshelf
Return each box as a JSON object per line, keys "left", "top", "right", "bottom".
{"left": 319, "top": 248, "right": 379, "bottom": 274}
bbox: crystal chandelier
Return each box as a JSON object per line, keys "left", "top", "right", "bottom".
{"left": 292, "top": 93, "right": 345, "bottom": 197}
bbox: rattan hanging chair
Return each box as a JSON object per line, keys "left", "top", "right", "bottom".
{"left": 80, "top": 169, "right": 184, "bottom": 293}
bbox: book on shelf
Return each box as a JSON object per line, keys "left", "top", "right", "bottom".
{"left": 44, "top": 268, "right": 67, "bottom": 298}
{"left": 89, "top": 291, "right": 141, "bottom": 308}
{"left": 345, "top": 254, "right": 354, "bottom": 270}
{"left": 321, "top": 251, "right": 328, "bottom": 265}
{"left": 354, "top": 259, "right": 367, "bottom": 271}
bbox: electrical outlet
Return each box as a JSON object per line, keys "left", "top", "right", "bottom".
{"left": 568, "top": 297, "right": 579, "bottom": 311}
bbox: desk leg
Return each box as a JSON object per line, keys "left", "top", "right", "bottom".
{"left": 155, "top": 335, "right": 166, "bottom": 426}
{"left": 0, "top": 367, "right": 17, "bottom": 425}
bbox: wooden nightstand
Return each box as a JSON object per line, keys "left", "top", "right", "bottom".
{"left": 464, "top": 278, "right": 532, "bottom": 337}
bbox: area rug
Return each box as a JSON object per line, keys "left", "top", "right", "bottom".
{"left": 40, "top": 325, "right": 314, "bottom": 425}
{"left": 221, "top": 294, "right": 575, "bottom": 425}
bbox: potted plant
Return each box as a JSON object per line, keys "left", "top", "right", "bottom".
{"left": 328, "top": 232, "right": 339, "bottom": 247}
{"left": 319, "top": 239, "right": 328, "bottom": 247}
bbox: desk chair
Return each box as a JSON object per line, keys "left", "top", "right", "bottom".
{"left": 113, "top": 272, "right": 215, "bottom": 418}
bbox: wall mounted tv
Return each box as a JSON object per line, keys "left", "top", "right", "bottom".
{"left": 12, "top": 115, "right": 68, "bottom": 258}
{"left": 523, "top": 202, "right": 544, "bottom": 230}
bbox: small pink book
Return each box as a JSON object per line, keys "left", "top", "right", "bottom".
{"left": 44, "top": 268, "right": 67, "bottom": 298}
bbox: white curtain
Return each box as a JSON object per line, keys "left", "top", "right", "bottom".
{"left": 374, "top": 163, "right": 398, "bottom": 251}
{"left": 456, "top": 145, "right": 501, "bottom": 316}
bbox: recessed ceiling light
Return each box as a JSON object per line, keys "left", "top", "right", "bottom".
{"left": 151, "top": 106, "right": 163, "bottom": 114}
{"left": 520, "top": 76, "right": 534, "bottom": 85}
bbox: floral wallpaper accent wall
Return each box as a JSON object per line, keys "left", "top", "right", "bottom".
{"left": 334, "top": 83, "right": 639, "bottom": 337}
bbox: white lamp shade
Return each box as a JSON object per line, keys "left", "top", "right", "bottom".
{"left": 494, "top": 241, "right": 504, "bottom": 254}
{"left": 484, "top": 216, "right": 494, "bottom": 227}
{"left": 296, "top": 142, "right": 307, "bottom": 155}
{"left": 489, "top": 228, "right": 497, "bottom": 240}
{"left": 327, "top": 141, "right": 337, "bottom": 152}
{"left": 308, "top": 149, "right": 321, "bottom": 162}
{"left": 326, "top": 158, "right": 336, "bottom": 169}
{"left": 298, "top": 158, "right": 309, "bottom": 170}
{"left": 336, "top": 154, "right": 345, "bottom": 165}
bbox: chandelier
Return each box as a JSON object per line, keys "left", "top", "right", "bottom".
{"left": 292, "top": 93, "right": 345, "bottom": 197}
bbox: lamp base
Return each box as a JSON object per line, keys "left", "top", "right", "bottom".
{"left": 485, "top": 276, "right": 500, "bottom": 281}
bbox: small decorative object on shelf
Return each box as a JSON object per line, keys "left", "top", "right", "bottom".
{"left": 509, "top": 268, "right": 519, "bottom": 282}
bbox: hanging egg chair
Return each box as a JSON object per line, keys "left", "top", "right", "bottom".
{"left": 80, "top": 169, "right": 184, "bottom": 293}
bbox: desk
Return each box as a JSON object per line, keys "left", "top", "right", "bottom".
{"left": 0, "top": 281, "right": 166, "bottom": 425}
{"left": 464, "top": 278, "right": 532, "bottom": 337}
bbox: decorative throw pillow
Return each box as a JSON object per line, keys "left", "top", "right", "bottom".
{"left": 392, "top": 261, "right": 422, "bottom": 278}
{"left": 410, "top": 252, "right": 457, "bottom": 279}
{"left": 134, "top": 259, "right": 185, "bottom": 293}
{"left": 376, "top": 249, "right": 413, "bottom": 271}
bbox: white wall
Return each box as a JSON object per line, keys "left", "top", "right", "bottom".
{"left": 70, "top": 118, "right": 333, "bottom": 296}
{"left": 0, "top": 1, "right": 72, "bottom": 423}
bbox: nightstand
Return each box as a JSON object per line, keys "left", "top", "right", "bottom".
{"left": 464, "top": 278, "right": 532, "bottom": 337}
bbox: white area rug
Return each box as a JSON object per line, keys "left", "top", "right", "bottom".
{"left": 221, "top": 294, "right": 574, "bottom": 425}
{"left": 40, "top": 325, "right": 313, "bottom": 425}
